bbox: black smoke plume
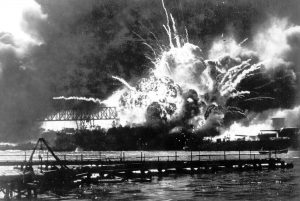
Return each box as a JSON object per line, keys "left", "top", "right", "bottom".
{"left": 0, "top": 0, "right": 300, "bottom": 142}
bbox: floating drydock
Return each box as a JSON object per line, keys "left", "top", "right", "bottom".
{"left": 0, "top": 138, "right": 294, "bottom": 199}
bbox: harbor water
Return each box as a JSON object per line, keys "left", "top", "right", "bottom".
{"left": 0, "top": 150, "right": 299, "bottom": 200}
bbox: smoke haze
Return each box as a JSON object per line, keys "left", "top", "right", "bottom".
{"left": 0, "top": 0, "right": 299, "bottom": 142}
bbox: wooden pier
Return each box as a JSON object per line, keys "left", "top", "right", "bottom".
{"left": 0, "top": 138, "right": 294, "bottom": 199}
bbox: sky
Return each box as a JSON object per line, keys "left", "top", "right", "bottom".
{"left": 0, "top": 0, "right": 299, "bottom": 142}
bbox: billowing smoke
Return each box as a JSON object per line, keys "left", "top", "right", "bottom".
{"left": 0, "top": 0, "right": 48, "bottom": 142}
{"left": 101, "top": 1, "right": 300, "bottom": 136}
{"left": 274, "top": 106, "right": 300, "bottom": 128}
{"left": 218, "top": 18, "right": 300, "bottom": 136}
{"left": 1, "top": 0, "right": 300, "bottom": 142}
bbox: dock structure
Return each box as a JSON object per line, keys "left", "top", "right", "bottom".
{"left": 0, "top": 152, "right": 293, "bottom": 170}
{"left": 0, "top": 138, "right": 294, "bottom": 199}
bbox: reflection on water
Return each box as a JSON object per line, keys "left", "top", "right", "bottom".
{"left": 0, "top": 151, "right": 299, "bottom": 200}
{"left": 37, "top": 167, "right": 299, "bottom": 201}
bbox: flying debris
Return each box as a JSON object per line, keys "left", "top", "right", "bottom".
{"left": 52, "top": 0, "right": 300, "bottom": 139}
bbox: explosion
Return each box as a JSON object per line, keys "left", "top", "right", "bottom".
{"left": 117, "top": 75, "right": 183, "bottom": 125}
{"left": 53, "top": 0, "right": 300, "bottom": 138}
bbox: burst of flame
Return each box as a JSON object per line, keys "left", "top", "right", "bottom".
{"left": 53, "top": 1, "right": 300, "bottom": 135}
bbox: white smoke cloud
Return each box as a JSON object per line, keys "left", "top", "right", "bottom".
{"left": 208, "top": 17, "right": 300, "bottom": 72}
{"left": 253, "top": 18, "right": 300, "bottom": 70}
{"left": 0, "top": 0, "right": 47, "bottom": 78}
{"left": 273, "top": 106, "right": 300, "bottom": 127}
{"left": 0, "top": 0, "right": 47, "bottom": 53}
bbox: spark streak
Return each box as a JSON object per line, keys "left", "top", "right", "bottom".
{"left": 243, "top": 97, "right": 275, "bottom": 102}
{"left": 53, "top": 96, "right": 103, "bottom": 104}
{"left": 112, "top": 76, "right": 136, "bottom": 91}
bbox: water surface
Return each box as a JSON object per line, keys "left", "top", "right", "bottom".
{"left": 0, "top": 150, "right": 299, "bottom": 200}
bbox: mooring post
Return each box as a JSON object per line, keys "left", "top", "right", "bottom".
{"left": 250, "top": 150, "right": 251, "bottom": 159}
{"left": 46, "top": 152, "right": 49, "bottom": 170}
{"left": 40, "top": 156, "right": 43, "bottom": 173}
{"left": 141, "top": 169, "right": 146, "bottom": 178}
{"left": 27, "top": 187, "right": 32, "bottom": 198}
{"left": 17, "top": 185, "right": 21, "bottom": 199}
{"left": 158, "top": 156, "right": 160, "bottom": 162}
{"left": 9, "top": 184, "right": 13, "bottom": 198}
{"left": 5, "top": 186, "right": 10, "bottom": 200}
{"left": 199, "top": 151, "right": 201, "bottom": 161}
{"left": 239, "top": 150, "right": 241, "bottom": 160}
{"left": 224, "top": 151, "right": 226, "bottom": 160}
{"left": 34, "top": 188, "right": 37, "bottom": 198}
{"left": 25, "top": 151, "right": 27, "bottom": 162}
{"left": 123, "top": 152, "right": 125, "bottom": 161}
{"left": 190, "top": 151, "right": 192, "bottom": 162}
{"left": 141, "top": 152, "right": 143, "bottom": 162}
{"left": 175, "top": 151, "right": 177, "bottom": 161}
